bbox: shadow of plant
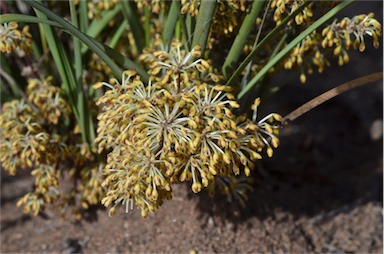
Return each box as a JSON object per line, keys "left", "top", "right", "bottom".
{"left": 192, "top": 78, "right": 383, "bottom": 225}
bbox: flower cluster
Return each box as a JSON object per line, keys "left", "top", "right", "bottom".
{"left": 210, "top": 0, "right": 247, "bottom": 36}
{"left": 0, "top": 77, "right": 68, "bottom": 176}
{"left": 322, "top": 13, "right": 382, "bottom": 55}
{"left": 181, "top": 0, "right": 201, "bottom": 16}
{"left": 182, "top": 0, "right": 247, "bottom": 40}
{"left": 0, "top": 76, "right": 103, "bottom": 217}
{"left": 135, "top": 0, "right": 165, "bottom": 14}
{"left": 271, "top": 0, "right": 314, "bottom": 25}
{"left": 86, "top": 0, "right": 118, "bottom": 19}
{"left": 0, "top": 22, "right": 32, "bottom": 55}
{"left": 95, "top": 42, "right": 281, "bottom": 217}
{"left": 282, "top": 13, "right": 382, "bottom": 83}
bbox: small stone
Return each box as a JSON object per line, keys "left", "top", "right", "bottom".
{"left": 370, "top": 119, "right": 383, "bottom": 141}
{"left": 207, "top": 217, "right": 215, "bottom": 229}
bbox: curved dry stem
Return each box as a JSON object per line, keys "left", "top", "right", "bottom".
{"left": 282, "top": 72, "right": 383, "bottom": 125}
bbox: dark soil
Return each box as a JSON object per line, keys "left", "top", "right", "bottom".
{"left": 1, "top": 2, "right": 383, "bottom": 253}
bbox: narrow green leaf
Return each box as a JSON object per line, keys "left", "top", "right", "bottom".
{"left": 34, "top": 9, "right": 79, "bottom": 121}
{"left": 70, "top": 0, "right": 95, "bottom": 143}
{"left": 0, "top": 13, "right": 62, "bottom": 26}
{"left": 222, "top": 0, "right": 265, "bottom": 78}
{"left": 191, "top": 0, "right": 217, "bottom": 55}
{"left": 86, "top": 5, "right": 121, "bottom": 38}
{"left": 162, "top": 0, "right": 179, "bottom": 43}
{"left": 79, "top": 0, "right": 89, "bottom": 32}
{"left": 2, "top": 9, "right": 150, "bottom": 82}
{"left": 109, "top": 20, "right": 128, "bottom": 49}
{"left": 27, "top": 0, "right": 123, "bottom": 79}
{"left": 144, "top": 6, "right": 150, "bottom": 48}
{"left": 120, "top": 0, "right": 144, "bottom": 53}
{"left": 237, "top": 0, "right": 354, "bottom": 99}
{"left": 0, "top": 60, "right": 21, "bottom": 99}
{"left": 225, "top": 1, "right": 311, "bottom": 87}
{"left": 172, "top": 0, "right": 191, "bottom": 50}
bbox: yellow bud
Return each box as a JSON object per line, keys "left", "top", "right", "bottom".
{"left": 244, "top": 167, "right": 251, "bottom": 177}
{"left": 180, "top": 170, "right": 187, "bottom": 182}
{"left": 223, "top": 151, "right": 231, "bottom": 164}
{"left": 151, "top": 67, "right": 161, "bottom": 75}
{"left": 196, "top": 64, "right": 206, "bottom": 72}
{"left": 240, "top": 154, "right": 247, "bottom": 165}
{"left": 93, "top": 82, "right": 104, "bottom": 90}
{"left": 338, "top": 56, "right": 344, "bottom": 66}
{"left": 271, "top": 137, "right": 279, "bottom": 148}
{"left": 151, "top": 188, "right": 158, "bottom": 200}
{"left": 210, "top": 74, "right": 219, "bottom": 82}
{"left": 300, "top": 73, "right": 306, "bottom": 84}
{"left": 359, "top": 41, "right": 366, "bottom": 52}
{"left": 333, "top": 45, "right": 341, "bottom": 56}
{"left": 209, "top": 164, "right": 217, "bottom": 175}
{"left": 250, "top": 151, "right": 262, "bottom": 160}
{"left": 146, "top": 185, "right": 152, "bottom": 198}
{"left": 233, "top": 164, "right": 240, "bottom": 175}
{"left": 192, "top": 182, "right": 202, "bottom": 193}
{"left": 141, "top": 209, "right": 148, "bottom": 218}
{"left": 229, "top": 101, "right": 239, "bottom": 108}
{"left": 202, "top": 178, "right": 209, "bottom": 187}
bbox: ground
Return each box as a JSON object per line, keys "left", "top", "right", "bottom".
{"left": 1, "top": 2, "right": 383, "bottom": 253}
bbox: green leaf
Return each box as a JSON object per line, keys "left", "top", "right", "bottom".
{"left": 70, "top": 0, "right": 95, "bottom": 143}
{"left": 79, "top": 0, "right": 89, "bottom": 32}
{"left": 191, "top": 0, "right": 217, "bottom": 55}
{"left": 120, "top": 0, "right": 144, "bottom": 53}
{"left": 34, "top": 7, "right": 79, "bottom": 120}
{"left": 222, "top": 0, "right": 265, "bottom": 78}
{"left": 162, "top": 0, "right": 179, "bottom": 43}
{"left": 26, "top": 0, "right": 123, "bottom": 79}
{"left": 144, "top": 6, "right": 150, "bottom": 48}
{"left": 108, "top": 20, "right": 128, "bottom": 49}
{"left": 0, "top": 12, "right": 150, "bottom": 83}
{"left": 0, "top": 13, "right": 62, "bottom": 26}
{"left": 237, "top": 0, "right": 354, "bottom": 99}
{"left": 225, "top": 1, "right": 311, "bottom": 87}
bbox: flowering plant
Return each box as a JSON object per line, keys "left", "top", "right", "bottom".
{"left": 0, "top": 0, "right": 381, "bottom": 218}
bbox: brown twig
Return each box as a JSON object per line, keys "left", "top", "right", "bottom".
{"left": 282, "top": 72, "right": 383, "bottom": 125}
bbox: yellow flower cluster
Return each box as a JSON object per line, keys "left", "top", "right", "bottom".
{"left": 87, "top": 0, "right": 118, "bottom": 19}
{"left": 0, "top": 77, "right": 103, "bottom": 217}
{"left": 182, "top": 0, "right": 247, "bottom": 37}
{"left": 0, "top": 22, "right": 32, "bottom": 55}
{"left": 27, "top": 76, "right": 71, "bottom": 124}
{"left": 181, "top": 0, "right": 201, "bottom": 16}
{"left": 211, "top": 0, "right": 247, "bottom": 36}
{"left": 0, "top": 78, "right": 69, "bottom": 175}
{"left": 322, "top": 13, "right": 382, "bottom": 56}
{"left": 271, "top": 0, "right": 314, "bottom": 25}
{"left": 17, "top": 164, "right": 61, "bottom": 216}
{"left": 135, "top": 0, "right": 165, "bottom": 14}
{"left": 283, "top": 13, "right": 382, "bottom": 83}
{"left": 95, "top": 42, "right": 281, "bottom": 217}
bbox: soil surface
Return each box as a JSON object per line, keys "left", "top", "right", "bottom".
{"left": 1, "top": 2, "right": 383, "bottom": 253}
